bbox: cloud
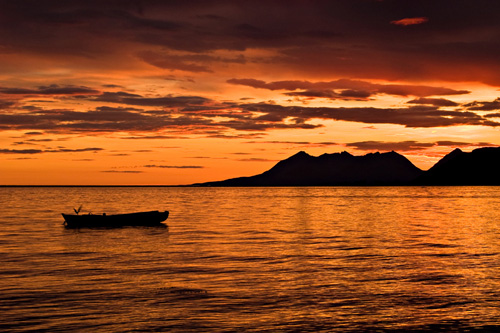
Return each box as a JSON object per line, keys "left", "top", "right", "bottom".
{"left": 138, "top": 51, "right": 212, "bottom": 73}
{"left": 102, "top": 84, "right": 124, "bottom": 89}
{"left": 55, "top": 148, "right": 103, "bottom": 152}
{"left": 204, "top": 132, "right": 264, "bottom": 139}
{"left": 391, "top": 17, "right": 429, "bottom": 26}
{"left": 121, "top": 135, "right": 187, "bottom": 140}
{"left": 240, "top": 103, "right": 499, "bottom": 128}
{"left": 23, "top": 131, "right": 44, "bottom": 135}
{"left": 244, "top": 140, "right": 338, "bottom": 147}
{"left": 345, "top": 140, "right": 497, "bottom": 152}
{"left": 284, "top": 89, "right": 371, "bottom": 100}
{"left": 465, "top": 98, "right": 500, "bottom": 111}
{"left": 138, "top": 51, "right": 246, "bottom": 73}
{"left": 143, "top": 164, "right": 204, "bottom": 169}
{"left": 340, "top": 90, "right": 372, "bottom": 99}
{"left": 0, "top": 85, "right": 100, "bottom": 96}
{"left": 0, "top": 100, "right": 16, "bottom": 109}
{"left": 228, "top": 78, "right": 469, "bottom": 98}
{"left": 434, "top": 141, "right": 497, "bottom": 147}
{"left": 0, "top": 106, "right": 297, "bottom": 134}
{"left": 0, "top": 149, "right": 43, "bottom": 154}
{"left": 246, "top": 140, "right": 314, "bottom": 145}
{"left": 2, "top": 96, "right": 500, "bottom": 136}
{"left": 236, "top": 158, "right": 277, "bottom": 162}
{"left": 406, "top": 98, "right": 459, "bottom": 107}
{"left": 13, "top": 138, "right": 54, "bottom": 145}
{"left": 101, "top": 170, "right": 143, "bottom": 173}
{"left": 0, "top": 147, "right": 103, "bottom": 154}
{"left": 216, "top": 119, "right": 320, "bottom": 131}
{"left": 346, "top": 141, "right": 434, "bottom": 151}
{"left": 0, "top": 83, "right": 496, "bottom": 137}
{"left": 2, "top": 1, "right": 500, "bottom": 85}
{"left": 94, "top": 91, "right": 211, "bottom": 107}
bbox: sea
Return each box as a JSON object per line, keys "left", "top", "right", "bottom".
{"left": 1, "top": 186, "right": 500, "bottom": 332}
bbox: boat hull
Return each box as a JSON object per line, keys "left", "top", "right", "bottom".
{"left": 62, "top": 210, "right": 169, "bottom": 228}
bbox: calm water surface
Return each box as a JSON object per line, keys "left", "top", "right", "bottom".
{"left": 1, "top": 186, "right": 500, "bottom": 332}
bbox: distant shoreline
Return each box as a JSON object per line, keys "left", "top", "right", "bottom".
{"left": 0, "top": 185, "right": 184, "bottom": 187}
{"left": 2, "top": 184, "right": 500, "bottom": 187}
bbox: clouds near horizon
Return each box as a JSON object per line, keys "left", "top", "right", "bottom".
{"left": 227, "top": 78, "right": 470, "bottom": 99}
{"left": 345, "top": 140, "right": 496, "bottom": 152}
{"left": 1, "top": 85, "right": 500, "bottom": 137}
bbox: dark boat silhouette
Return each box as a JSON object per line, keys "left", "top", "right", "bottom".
{"left": 62, "top": 210, "right": 169, "bottom": 228}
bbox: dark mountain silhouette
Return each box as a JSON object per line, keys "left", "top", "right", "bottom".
{"left": 194, "top": 146, "right": 500, "bottom": 186}
{"left": 196, "top": 150, "right": 423, "bottom": 186}
{"left": 414, "top": 147, "right": 500, "bottom": 185}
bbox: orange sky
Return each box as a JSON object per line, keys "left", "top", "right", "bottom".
{"left": 1, "top": 0, "right": 500, "bottom": 185}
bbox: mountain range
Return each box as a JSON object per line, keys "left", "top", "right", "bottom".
{"left": 195, "top": 147, "right": 500, "bottom": 186}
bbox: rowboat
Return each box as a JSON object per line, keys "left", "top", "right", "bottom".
{"left": 62, "top": 210, "right": 169, "bottom": 228}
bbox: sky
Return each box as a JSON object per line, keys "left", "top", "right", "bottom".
{"left": 2, "top": 0, "right": 500, "bottom": 185}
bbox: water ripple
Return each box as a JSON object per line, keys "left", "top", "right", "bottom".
{"left": 1, "top": 186, "right": 500, "bottom": 331}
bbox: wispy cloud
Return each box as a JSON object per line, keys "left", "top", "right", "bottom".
{"left": 0, "top": 85, "right": 100, "bottom": 96}
{"left": 228, "top": 78, "right": 469, "bottom": 98}
{"left": 345, "top": 140, "right": 496, "bottom": 151}
{"left": 101, "top": 170, "right": 143, "bottom": 173}
{"left": 391, "top": 17, "right": 429, "bottom": 26}
{"left": 406, "top": 98, "right": 459, "bottom": 107}
{"left": 143, "top": 164, "right": 204, "bottom": 169}
{"left": 0, "top": 147, "right": 103, "bottom": 154}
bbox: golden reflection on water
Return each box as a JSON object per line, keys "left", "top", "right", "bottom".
{"left": 1, "top": 186, "right": 500, "bottom": 331}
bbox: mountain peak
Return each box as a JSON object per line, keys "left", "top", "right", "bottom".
{"left": 415, "top": 146, "right": 500, "bottom": 185}
{"left": 428, "top": 147, "right": 464, "bottom": 171}
{"left": 283, "top": 151, "right": 312, "bottom": 163}
{"left": 291, "top": 151, "right": 310, "bottom": 158}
